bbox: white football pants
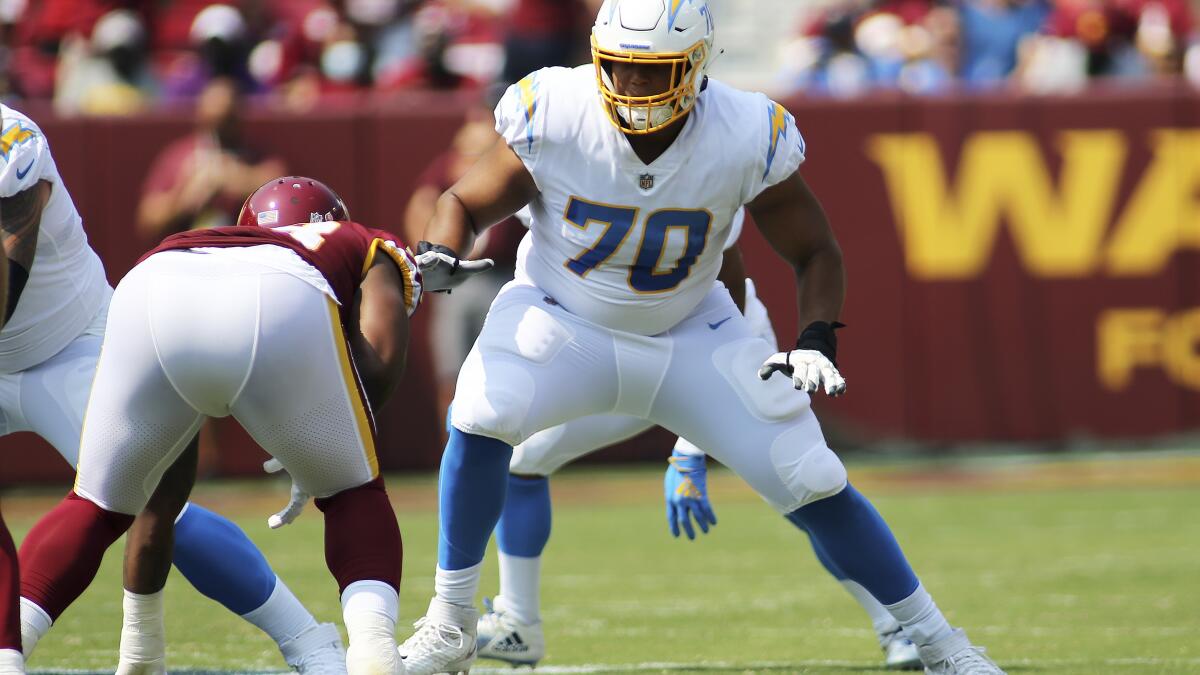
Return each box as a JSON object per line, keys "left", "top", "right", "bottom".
{"left": 0, "top": 290, "right": 108, "bottom": 467}
{"left": 451, "top": 281, "right": 847, "bottom": 513}
{"left": 75, "top": 249, "right": 380, "bottom": 515}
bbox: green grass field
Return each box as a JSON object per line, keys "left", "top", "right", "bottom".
{"left": 5, "top": 452, "right": 1200, "bottom": 674}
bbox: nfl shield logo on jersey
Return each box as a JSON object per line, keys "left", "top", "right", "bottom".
{"left": 638, "top": 173, "right": 654, "bottom": 190}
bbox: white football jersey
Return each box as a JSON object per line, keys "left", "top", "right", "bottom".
{"left": 495, "top": 65, "right": 804, "bottom": 335}
{"left": 0, "top": 104, "right": 109, "bottom": 373}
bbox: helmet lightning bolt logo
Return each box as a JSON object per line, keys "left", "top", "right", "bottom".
{"left": 667, "top": 0, "right": 691, "bottom": 29}
{"left": 0, "top": 121, "right": 36, "bottom": 161}
{"left": 518, "top": 74, "right": 538, "bottom": 154}
{"left": 763, "top": 102, "right": 791, "bottom": 180}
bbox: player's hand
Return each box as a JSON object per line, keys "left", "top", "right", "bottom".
{"left": 414, "top": 241, "right": 494, "bottom": 293}
{"left": 758, "top": 321, "right": 847, "bottom": 396}
{"left": 262, "top": 458, "right": 310, "bottom": 529}
{"left": 664, "top": 449, "right": 717, "bottom": 540}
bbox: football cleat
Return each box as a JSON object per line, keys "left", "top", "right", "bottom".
{"left": 280, "top": 622, "right": 350, "bottom": 674}
{"left": 918, "top": 628, "right": 1005, "bottom": 674}
{"left": 0, "top": 648, "right": 24, "bottom": 675}
{"left": 114, "top": 660, "right": 165, "bottom": 675}
{"left": 880, "top": 628, "right": 922, "bottom": 670}
{"left": 476, "top": 597, "right": 545, "bottom": 666}
{"left": 398, "top": 598, "right": 478, "bottom": 675}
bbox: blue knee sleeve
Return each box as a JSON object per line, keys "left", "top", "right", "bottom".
{"left": 784, "top": 512, "right": 847, "bottom": 580}
{"left": 173, "top": 503, "right": 277, "bottom": 615}
{"left": 438, "top": 428, "right": 513, "bottom": 570}
{"left": 496, "top": 475, "right": 551, "bottom": 558}
{"left": 786, "top": 483, "right": 918, "bottom": 605}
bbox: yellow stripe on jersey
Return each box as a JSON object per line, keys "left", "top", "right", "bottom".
{"left": 361, "top": 238, "right": 421, "bottom": 315}
{"left": 325, "top": 297, "right": 379, "bottom": 478}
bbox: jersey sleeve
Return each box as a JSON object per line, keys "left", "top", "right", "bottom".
{"left": 743, "top": 98, "right": 806, "bottom": 203}
{"left": 0, "top": 114, "right": 53, "bottom": 199}
{"left": 364, "top": 229, "right": 423, "bottom": 317}
{"left": 494, "top": 69, "right": 553, "bottom": 179}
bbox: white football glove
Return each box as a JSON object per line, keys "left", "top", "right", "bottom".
{"left": 757, "top": 321, "right": 847, "bottom": 397}
{"left": 263, "top": 458, "right": 310, "bottom": 529}
{"left": 414, "top": 241, "right": 494, "bottom": 292}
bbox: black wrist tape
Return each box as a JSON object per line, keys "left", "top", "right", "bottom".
{"left": 796, "top": 321, "right": 845, "bottom": 365}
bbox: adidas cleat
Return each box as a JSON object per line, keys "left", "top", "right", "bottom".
{"left": 880, "top": 628, "right": 921, "bottom": 670}
{"left": 476, "top": 597, "right": 545, "bottom": 666}
{"left": 282, "top": 622, "right": 350, "bottom": 674}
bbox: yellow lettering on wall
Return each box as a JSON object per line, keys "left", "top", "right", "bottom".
{"left": 1106, "top": 130, "right": 1200, "bottom": 275}
{"left": 868, "top": 131, "right": 1126, "bottom": 280}
{"left": 1097, "top": 308, "right": 1165, "bottom": 390}
{"left": 1163, "top": 308, "right": 1200, "bottom": 389}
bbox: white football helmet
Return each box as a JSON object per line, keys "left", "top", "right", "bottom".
{"left": 592, "top": 0, "right": 715, "bottom": 134}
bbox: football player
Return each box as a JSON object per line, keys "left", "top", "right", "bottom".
{"left": 0, "top": 108, "right": 344, "bottom": 674}
{"left": 15, "top": 176, "right": 422, "bottom": 674}
{"left": 399, "top": 1, "right": 1004, "bottom": 673}
{"left": 473, "top": 231, "right": 920, "bottom": 671}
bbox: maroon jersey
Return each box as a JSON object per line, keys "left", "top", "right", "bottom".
{"left": 141, "top": 221, "right": 422, "bottom": 318}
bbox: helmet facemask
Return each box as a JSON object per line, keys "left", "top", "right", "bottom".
{"left": 592, "top": 35, "right": 707, "bottom": 135}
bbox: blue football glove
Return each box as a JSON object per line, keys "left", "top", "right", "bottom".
{"left": 664, "top": 449, "right": 717, "bottom": 540}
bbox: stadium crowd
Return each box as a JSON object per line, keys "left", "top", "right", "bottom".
{"left": 781, "top": 0, "right": 1200, "bottom": 95}
{"left": 3, "top": 0, "right": 1200, "bottom": 113}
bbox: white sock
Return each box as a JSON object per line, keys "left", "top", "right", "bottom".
{"left": 341, "top": 580, "right": 399, "bottom": 638}
{"left": 0, "top": 648, "right": 23, "bottom": 674}
{"left": 18, "top": 598, "right": 51, "bottom": 658}
{"left": 497, "top": 552, "right": 541, "bottom": 625}
{"left": 118, "top": 589, "right": 165, "bottom": 665}
{"left": 884, "top": 584, "right": 953, "bottom": 647}
{"left": 839, "top": 579, "right": 901, "bottom": 639}
{"left": 240, "top": 577, "right": 319, "bottom": 646}
{"left": 435, "top": 563, "right": 483, "bottom": 609}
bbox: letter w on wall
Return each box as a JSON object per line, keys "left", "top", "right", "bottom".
{"left": 867, "top": 131, "right": 1126, "bottom": 280}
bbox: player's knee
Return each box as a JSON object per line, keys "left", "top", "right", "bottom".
{"left": 770, "top": 432, "right": 847, "bottom": 507}
{"left": 450, "top": 355, "right": 536, "bottom": 446}
{"left": 509, "top": 425, "right": 565, "bottom": 476}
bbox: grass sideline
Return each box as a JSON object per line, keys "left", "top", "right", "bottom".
{"left": 8, "top": 452, "right": 1200, "bottom": 674}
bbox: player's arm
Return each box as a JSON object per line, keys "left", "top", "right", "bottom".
{"left": 0, "top": 180, "right": 51, "bottom": 320}
{"left": 747, "top": 170, "right": 847, "bottom": 396}
{"left": 347, "top": 255, "right": 411, "bottom": 408}
{"left": 416, "top": 138, "right": 538, "bottom": 291}
{"left": 716, "top": 244, "right": 746, "bottom": 313}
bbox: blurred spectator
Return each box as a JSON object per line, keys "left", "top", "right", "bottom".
{"left": 376, "top": 2, "right": 492, "bottom": 91}
{"left": 160, "top": 4, "right": 260, "bottom": 98}
{"left": 54, "top": 9, "right": 157, "bottom": 115}
{"left": 958, "top": 0, "right": 1051, "bottom": 87}
{"left": 497, "top": 0, "right": 589, "bottom": 87}
{"left": 403, "top": 108, "right": 524, "bottom": 432}
{"left": 136, "top": 77, "right": 285, "bottom": 239}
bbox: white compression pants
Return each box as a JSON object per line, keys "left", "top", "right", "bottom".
{"left": 451, "top": 281, "right": 846, "bottom": 513}
{"left": 0, "top": 290, "right": 109, "bottom": 467}
{"left": 75, "top": 249, "right": 380, "bottom": 515}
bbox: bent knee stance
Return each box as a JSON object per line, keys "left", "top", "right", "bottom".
{"left": 451, "top": 355, "right": 536, "bottom": 446}
{"left": 770, "top": 430, "right": 848, "bottom": 508}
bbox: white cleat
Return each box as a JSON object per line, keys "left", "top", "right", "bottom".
{"left": 880, "top": 628, "right": 922, "bottom": 670}
{"left": 281, "top": 622, "right": 350, "bottom": 674}
{"left": 114, "top": 659, "right": 165, "bottom": 675}
{"left": 0, "top": 648, "right": 25, "bottom": 675}
{"left": 918, "top": 628, "right": 1005, "bottom": 675}
{"left": 398, "top": 598, "right": 478, "bottom": 675}
{"left": 476, "top": 597, "right": 545, "bottom": 666}
{"left": 345, "top": 624, "right": 404, "bottom": 675}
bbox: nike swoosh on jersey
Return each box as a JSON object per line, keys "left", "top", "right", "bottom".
{"left": 15, "top": 160, "right": 33, "bottom": 180}
{"left": 707, "top": 316, "right": 732, "bottom": 330}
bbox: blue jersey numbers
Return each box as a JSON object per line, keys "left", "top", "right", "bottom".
{"left": 563, "top": 196, "right": 712, "bottom": 293}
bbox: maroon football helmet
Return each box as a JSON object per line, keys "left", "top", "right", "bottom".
{"left": 237, "top": 176, "right": 350, "bottom": 229}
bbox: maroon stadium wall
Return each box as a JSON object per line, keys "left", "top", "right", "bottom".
{"left": 6, "top": 86, "right": 1200, "bottom": 483}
